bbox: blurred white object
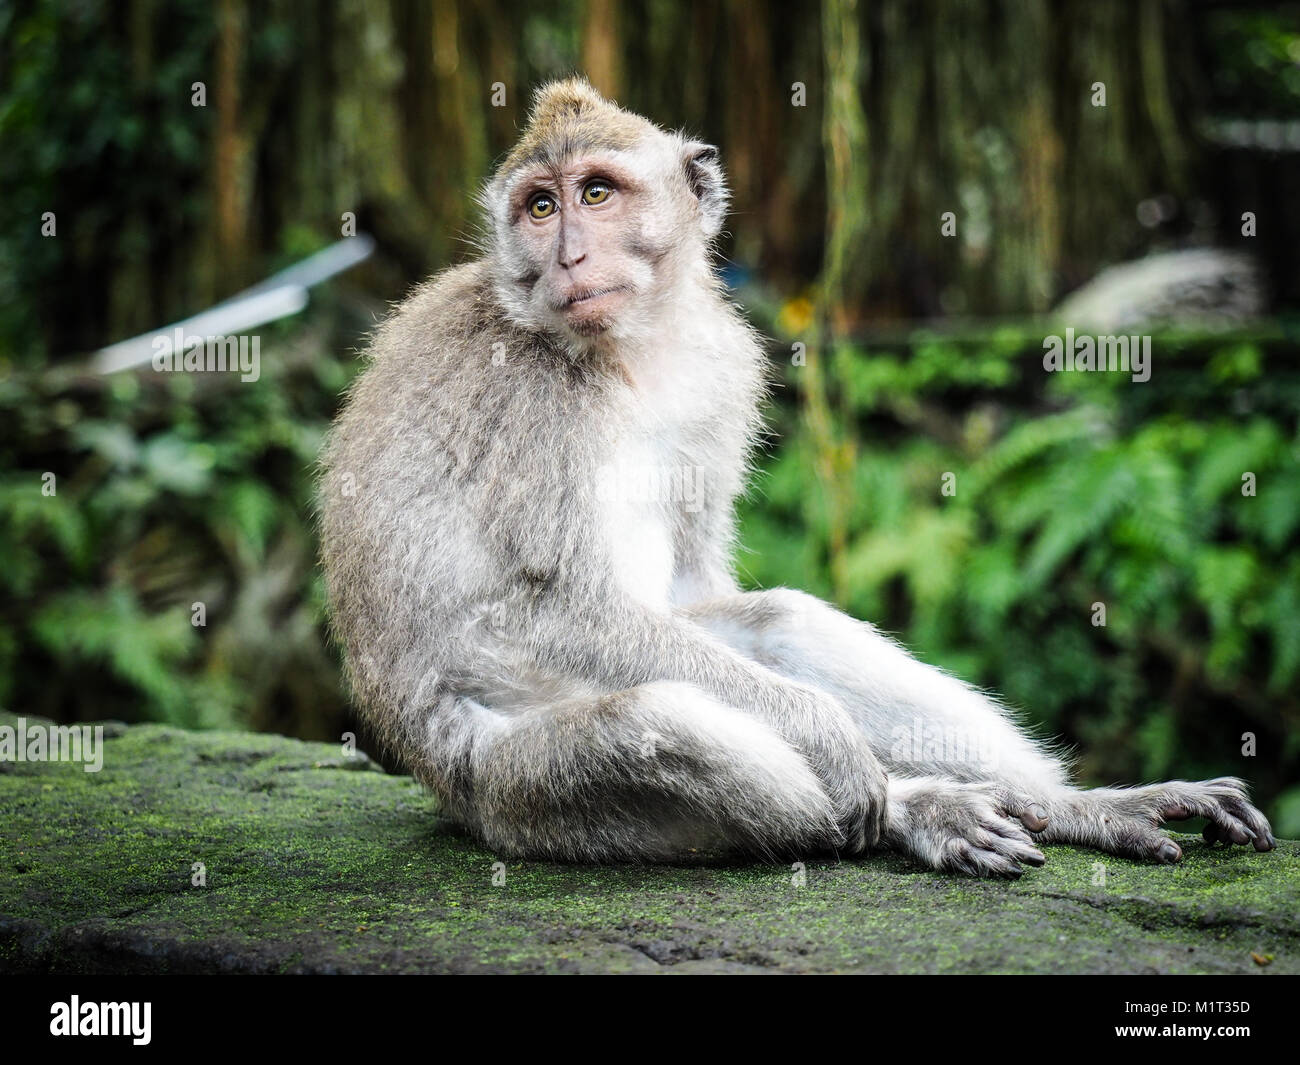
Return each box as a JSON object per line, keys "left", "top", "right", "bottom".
{"left": 92, "top": 234, "right": 375, "bottom": 374}
{"left": 1053, "top": 249, "right": 1265, "bottom": 333}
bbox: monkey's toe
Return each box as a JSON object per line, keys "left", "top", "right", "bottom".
{"left": 1163, "top": 779, "right": 1276, "bottom": 852}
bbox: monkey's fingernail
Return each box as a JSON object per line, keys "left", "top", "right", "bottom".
{"left": 1026, "top": 804, "right": 1048, "bottom": 829}
{"left": 1024, "top": 849, "right": 1046, "bottom": 866}
{"left": 1157, "top": 841, "right": 1182, "bottom": 863}
{"left": 1257, "top": 833, "right": 1277, "bottom": 852}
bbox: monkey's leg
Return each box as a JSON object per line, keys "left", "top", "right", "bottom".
{"left": 418, "top": 681, "right": 841, "bottom": 862}
{"left": 677, "top": 589, "right": 1047, "bottom": 874}
{"left": 684, "top": 589, "right": 1274, "bottom": 870}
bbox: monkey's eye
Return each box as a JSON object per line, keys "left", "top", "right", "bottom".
{"left": 528, "top": 194, "right": 556, "bottom": 220}
{"left": 581, "top": 182, "right": 613, "bottom": 206}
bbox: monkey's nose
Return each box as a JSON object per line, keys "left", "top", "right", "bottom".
{"left": 559, "top": 250, "right": 588, "bottom": 269}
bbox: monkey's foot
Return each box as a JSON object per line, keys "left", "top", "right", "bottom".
{"left": 884, "top": 777, "right": 1047, "bottom": 878}
{"left": 1040, "top": 777, "right": 1277, "bottom": 862}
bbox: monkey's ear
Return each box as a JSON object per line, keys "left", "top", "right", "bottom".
{"left": 682, "top": 141, "right": 728, "bottom": 239}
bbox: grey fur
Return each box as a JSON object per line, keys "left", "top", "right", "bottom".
{"left": 318, "top": 81, "right": 1275, "bottom": 874}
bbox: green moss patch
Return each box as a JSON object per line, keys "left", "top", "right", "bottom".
{"left": 1, "top": 713, "right": 1295, "bottom": 974}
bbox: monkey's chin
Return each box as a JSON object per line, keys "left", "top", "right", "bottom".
{"left": 565, "top": 315, "right": 614, "bottom": 338}
{"left": 560, "top": 289, "right": 629, "bottom": 336}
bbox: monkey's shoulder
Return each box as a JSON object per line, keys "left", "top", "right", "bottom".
{"left": 365, "top": 261, "right": 495, "bottom": 362}
{"left": 364, "top": 261, "right": 585, "bottom": 386}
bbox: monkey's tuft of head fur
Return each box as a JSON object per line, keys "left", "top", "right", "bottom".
{"left": 482, "top": 78, "right": 730, "bottom": 347}
{"left": 499, "top": 77, "right": 651, "bottom": 175}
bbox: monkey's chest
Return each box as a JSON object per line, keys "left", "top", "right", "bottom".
{"left": 596, "top": 435, "right": 699, "bottom": 612}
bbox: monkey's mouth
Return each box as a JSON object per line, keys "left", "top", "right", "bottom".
{"left": 556, "top": 286, "right": 629, "bottom": 311}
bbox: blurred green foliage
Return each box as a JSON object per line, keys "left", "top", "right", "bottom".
{"left": 0, "top": 0, "right": 216, "bottom": 360}
{"left": 740, "top": 328, "right": 1300, "bottom": 833}
{"left": 1204, "top": 9, "right": 1300, "bottom": 116}
{"left": 0, "top": 310, "right": 357, "bottom": 740}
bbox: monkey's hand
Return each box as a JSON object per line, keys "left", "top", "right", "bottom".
{"left": 884, "top": 777, "right": 1048, "bottom": 878}
{"left": 767, "top": 684, "right": 888, "bottom": 855}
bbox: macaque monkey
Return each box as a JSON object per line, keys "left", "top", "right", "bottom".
{"left": 319, "top": 79, "right": 1276, "bottom": 875}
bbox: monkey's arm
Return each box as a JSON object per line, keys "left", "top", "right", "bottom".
{"left": 521, "top": 588, "right": 788, "bottom": 705}
{"left": 506, "top": 585, "right": 887, "bottom": 850}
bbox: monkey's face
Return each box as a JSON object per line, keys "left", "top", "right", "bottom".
{"left": 487, "top": 133, "right": 729, "bottom": 344}
{"left": 510, "top": 154, "right": 648, "bottom": 337}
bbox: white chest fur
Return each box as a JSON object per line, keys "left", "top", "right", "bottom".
{"left": 597, "top": 340, "right": 717, "bottom": 611}
{"left": 597, "top": 434, "right": 678, "bottom": 611}
{"left": 598, "top": 313, "right": 743, "bottom": 611}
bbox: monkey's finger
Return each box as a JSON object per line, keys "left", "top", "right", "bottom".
{"left": 1003, "top": 841, "right": 1046, "bottom": 866}
{"left": 834, "top": 798, "right": 878, "bottom": 855}
{"left": 968, "top": 850, "right": 1026, "bottom": 879}
{"left": 861, "top": 804, "right": 886, "bottom": 852}
{"left": 1021, "top": 806, "right": 1049, "bottom": 832}
{"left": 870, "top": 801, "right": 889, "bottom": 849}
{"left": 1154, "top": 838, "right": 1183, "bottom": 864}
{"left": 992, "top": 787, "right": 1049, "bottom": 833}
{"left": 943, "top": 839, "right": 1002, "bottom": 878}
{"left": 983, "top": 814, "right": 1035, "bottom": 845}
{"left": 841, "top": 823, "right": 869, "bottom": 856}
{"left": 947, "top": 846, "right": 1019, "bottom": 878}
{"left": 974, "top": 829, "right": 1046, "bottom": 868}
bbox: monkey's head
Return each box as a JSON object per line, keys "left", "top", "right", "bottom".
{"left": 482, "top": 78, "right": 728, "bottom": 343}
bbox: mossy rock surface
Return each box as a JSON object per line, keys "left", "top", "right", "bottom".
{"left": 1, "top": 712, "right": 1295, "bottom": 974}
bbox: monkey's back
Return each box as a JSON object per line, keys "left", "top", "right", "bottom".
{"left": 318, "top": 261, "right": 621, "bottom": 751}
